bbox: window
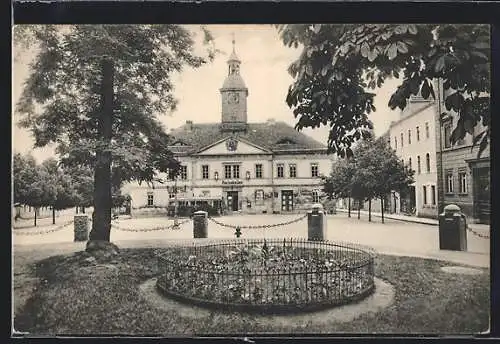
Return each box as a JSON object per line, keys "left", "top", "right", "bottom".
{"left": 167, "top": 169, "right": 175, "bottom": 181}
{"left": 459, "top": 171, "right": 468, "bottom": 194}
{"left": 422, "top": 186, "right": 427, "bottom": 205}
{"left": 446, "top": 171, "right": 454, "bottom": 193}
{"left": 277, "top": 164, "right": 284, "bottom": 178}
{"left": 232, "top": 165, "right": 240, "bottom": 179}
{"left": 408, "top": 157, "right": 412, "bottom": 171}
{"left": 289, "top": 164, "right": 297, "bottom": 178}
{"left": 425, "top": 122, "right": 430, "bottom": 139}
{"left": 431, "top": 185, "right": 436, "bottom": 205}
{"left": 417, "top": 156, "right": 421, "bottom": 174}
{"left": 444, "top": 122, "right": 452, "bottom": 148}
{"left": 400, "top": 133, "right": 404, "bottom": 148}
{"left": 408, "top": 129, "right": 411, "bottom": 144}
{"left": 180, "top": 166, "right": 187, "bottom": 180}
{"left": 312, "top": 190, "right": 320, "bottom": 203}
{"left": 147, "top": 192, "right": 154, "bottom": 206}
{"left": 426, "top": 153, "right": 431, "bottom": 173}
{"left": 202, "top": 165, "right": 209, "bottom": 179}
{"left": 394, "top": 137, "right": 397, "bottom": 149}
{"left": 311, "top": 163, "right": 319, "bottom": 178}
{"left": 255, "top": 164, "right": 263, "bottom": 179}
{"left": 255, "top": 189, "right": 264, "bottom": 205}
{"left": 224, "top": 165, "right": 232, "bottom": 179}
{"left": 416, "top": 126, "right": 420, "bottom": 141}
{"left": 169, "top": 193, "right": 175, "bottom": 199}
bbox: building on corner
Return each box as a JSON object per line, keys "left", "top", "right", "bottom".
{"left": 123, "top": 37, "right": 331, "bottom": 216}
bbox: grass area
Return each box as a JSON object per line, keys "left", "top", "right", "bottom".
{"left": 14, "top": 248, "right": 489, "bottom": 336}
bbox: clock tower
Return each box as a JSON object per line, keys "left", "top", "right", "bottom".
{"left": 220, "top": 34, "right": 248, "bottom": 130}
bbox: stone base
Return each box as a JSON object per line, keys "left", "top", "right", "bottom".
{"left": 139, "top": 277, "right": 394, "bottom": 327}
{"left": 86, "top": 240, "right": 120, "bottom": 261}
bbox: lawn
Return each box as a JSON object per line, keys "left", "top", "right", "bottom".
{"left": 14, "top": 247, "right": 489, "bottom": 336}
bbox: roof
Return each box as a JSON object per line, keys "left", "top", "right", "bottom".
{"left": 222, "top": 74, "right": 247, "bottom": 89}
{"left": 168, "top": 121, "right": 327, "bottom": 155}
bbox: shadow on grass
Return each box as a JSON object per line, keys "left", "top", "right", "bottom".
{"left": 14, "top": 248, "right": 490, "bottom": 336}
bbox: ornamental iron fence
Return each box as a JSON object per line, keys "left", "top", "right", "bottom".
{"left": 156, "top": 238, "right": 376, "bottom": 314}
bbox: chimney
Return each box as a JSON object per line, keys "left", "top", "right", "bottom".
{"left": 186, "top": 120, "right": 193, "bottom": 130}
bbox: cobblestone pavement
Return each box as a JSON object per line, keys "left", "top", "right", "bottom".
{"left": 13, "top": 212, "right": 490, "bottom": 268}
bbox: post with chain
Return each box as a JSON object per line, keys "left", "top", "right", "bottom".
{"left": 438, "top": 204, "right": 468, "bottom": 251}
{"left": 308, "top": 203, "right": 326, "bottom": 241}
{"left": 74, "top": 214, "right": 90, "bottom": 242}
{"left": 193, "top": 211, "right": 208, "bottom": 238}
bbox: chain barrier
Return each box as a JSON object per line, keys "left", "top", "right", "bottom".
{"left": 13, "top": 220, "right": 75, "bottom": 236}
{"left": 111, "top": 218, "right": 191, "bottom": 232}
{"left": 467, "top": 225, "right": 490, "bottom": 239}
{"left": 207, "top": 213, "right": 308, "bottom": 230}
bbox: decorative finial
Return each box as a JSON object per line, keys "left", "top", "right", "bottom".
{"left": 231, "top": 32, "right": 236, "bottom": 52}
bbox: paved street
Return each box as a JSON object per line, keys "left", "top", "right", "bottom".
{"left": 13, "top": 212, "right": 490, "bottom": 268}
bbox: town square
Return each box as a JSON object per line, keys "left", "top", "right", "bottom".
{"left": 12, "top": 23, "right": 491, "bottom": 336}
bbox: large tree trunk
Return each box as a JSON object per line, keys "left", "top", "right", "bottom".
{"left": 52, "top": 206, "right": 56, "bottom": 225}
{"left": 368, "top": 199, "right": 372, "bottom": 222}
{"left": 76, "top": 206, "right": 79, "bottom": 214}
{"left": 82, "top": 207, "right": 85, "bottom": 214}
{"left": 34, "top": 208, "right": 37, "bottom": 227}
{"left": 381, "top": 197, "right": 385, "bottom": 224}
{"left": 357, "top": 200, "right": 361, "bottom": 219}
{"left": 88, "top": 57, "right": 114, "bottom": 243}
{"left": 348, "top": 196, "right": 351, "bottom": 218}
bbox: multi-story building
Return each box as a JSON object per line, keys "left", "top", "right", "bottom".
{"left": 435, "top": 82, "right": 490, "bottom": 224}
{"left": 388, "top": 86, "right": 439, "bottom": 219}
{"left": 123, "top": 39, "right": 331, "bottom": 215}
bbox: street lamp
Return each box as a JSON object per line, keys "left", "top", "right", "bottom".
{"left": 173, "top": 177, "right": 179, "bottom": 229}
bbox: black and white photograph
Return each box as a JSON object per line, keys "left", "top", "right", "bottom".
{"left": 12, "top": 23, "right": 491, "bottom": 336}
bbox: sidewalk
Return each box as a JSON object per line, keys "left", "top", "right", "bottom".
{"left": 336, "top": 208, "right": 490, "bottom": 231}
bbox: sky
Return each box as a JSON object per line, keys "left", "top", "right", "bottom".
{"left": 12, "top": 24, "right": 401, "bottom": 163}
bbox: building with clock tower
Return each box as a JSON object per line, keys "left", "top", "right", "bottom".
{"left": 123, "top": 37, "right": 332, "bottom": 216}
{"left": 220, "top": 38, "right": 248, "bottom": 125}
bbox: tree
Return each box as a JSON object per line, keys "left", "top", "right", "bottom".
{"left": 352, "top": 137, "right": 414, "bottom": 223}
{"left": 41, "top": 158, "right": 80, "bottom": 224}
{"left": 322, "top": 157, "right": 356, "bottom": 217}
{"left": 13, "top": 152, "right": 38, "bottom": 206}
{"left": 276, "top": 24, "right": 490, "bottom": 158}
{"left": 15, "top": 25, "right": 215, "bottom": 248}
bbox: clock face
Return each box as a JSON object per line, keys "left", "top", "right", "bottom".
{"left": 228, "top": 92, "right": 240, "bottom": 104}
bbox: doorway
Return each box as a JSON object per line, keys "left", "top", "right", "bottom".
{"left": 473, "top": 167, "right": 490, "bottom": 224}
{"left": 226, "top": 191, "right": 239, "bottom": 212}
{"left": 281, "top": 190, "right": 294, "bottom": 211}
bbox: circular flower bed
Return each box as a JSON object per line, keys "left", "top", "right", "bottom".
{"left": 156, "top": 238, "right": 376, "bottom": 314}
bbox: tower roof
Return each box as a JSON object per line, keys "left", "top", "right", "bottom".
{"left": 227, "top": 33, "right": 241, "bottom": 62}
{"left": 222, "top": 74, "right": 246, "bottom": 89}
{"left": 221, "top": 33, "right": 246, "bottom": 90}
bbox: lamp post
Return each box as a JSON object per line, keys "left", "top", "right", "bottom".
{"left": 173, "top": 177, "right": 179, "bottom": 229}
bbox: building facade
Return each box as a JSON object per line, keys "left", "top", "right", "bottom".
{"left": 435, "top": 82, "right": 490, "bottom": 224}
{"left": 388, "top": 91, "right": 439, "bottom": 219}
{"left": 123, "top": 39, "right": 331, "bottom": 215}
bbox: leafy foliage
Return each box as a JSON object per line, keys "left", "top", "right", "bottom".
{"left": 323, "top": 136, "right": 414, "bottom": 207}
{"left": 276, "top": 24, "right": 490, "bottom": 158}
{"left": 15, "top": 25, "right": 215, "bottom": 185}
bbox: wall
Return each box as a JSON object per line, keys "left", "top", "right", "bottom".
{"left": 122, "top": 152, "right": 331, "bottom": 216}
{"left": 434, "top": 83, "right": 491, "bottom": 223}
{"left": 389, "top": 97, "right": 439, "bottom": 218}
